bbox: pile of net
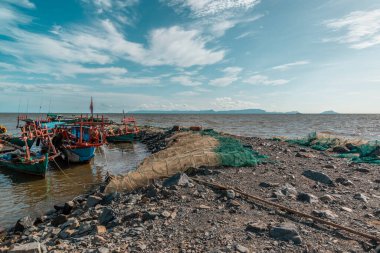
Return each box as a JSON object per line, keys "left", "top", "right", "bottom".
{"left": 283, "top": 132, "right": 380, "bottom": 165}
{"left": 105, "top": 130, "right": 266, "bottom": 193}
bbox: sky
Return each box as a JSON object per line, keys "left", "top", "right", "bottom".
{"left": 0, "top": 0, "right": 380, "bottom": 113}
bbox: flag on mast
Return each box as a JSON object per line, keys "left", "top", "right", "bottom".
{"left": 90, "top": 96, "right": 94, "bottom": 117}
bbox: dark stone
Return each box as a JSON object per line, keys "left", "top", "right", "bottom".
{"left": 53, "top": 204, "right": 64, "bottom": 212}
{"left": 297, "top": 192, "right": 318, "bottom": 203}
{"left": 51, "top": 214, "right": 68, "bottom": 227}
{"left": 145, "top": 185, "right": 159, "bottom": 198}
{"left": 122, "top": 212, "right": 142, "bottom": 223}
{"left": 33, "top": 216, "right": 44, "bottom": 226}
{"left": 142, "top": 211, "right": 159, "bottom": 221}
{"left": 259, "top": 182, "right": 272, "bottom": 188}
{"left": 335, "top": 177, "right": 354, "bottom": 186}
{"left": 269, "top": 223, "right": 302, "bottom": 244}
{"left": 14, "top": 216, "right": 34, "bottom": 233}
{"left": 302, "top": 170, "right": 334, "bottom": 186}
{"left": 332, "top": 146, "right": 350, "bottom": 153}
{"left": 356, "top": 167, "right": 370, "bottom": 173}
{"left": 246, "top": 222, "right": 267, "bottom": 234}
{"left": 87, "top": 195, "right": 102, "bottom": 207}
{"left": 62, "top": 201, "right": 75, "bottom": 215}
{"left": 99, "top": 207, "right": 116, "bottom": 225}
{"left": 101, "top": 192, "right": 119, "bottom": 205}
{"left": 163, "top": 173, "right": 189, "bottom": 187}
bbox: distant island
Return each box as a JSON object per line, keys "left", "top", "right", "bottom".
{"left": 320, "top": 110, "right": 339, "bottom": 115}
{"left": 130, "top": 109, "right": 302, "bottom": 114}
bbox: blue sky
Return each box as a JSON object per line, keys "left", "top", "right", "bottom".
{"left": 0, "top": 0, "right": 380, "bottom": 113}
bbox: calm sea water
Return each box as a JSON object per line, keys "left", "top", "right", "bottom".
{"left": 0, "top": 113, "right": 379, "bottom": 228}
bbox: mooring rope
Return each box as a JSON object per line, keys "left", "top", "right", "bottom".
{"left": 191, "top": 177, "right": 380, "bottom": 243}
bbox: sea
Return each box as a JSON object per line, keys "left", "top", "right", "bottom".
{"left": 0, "top": 113, "right": 379, "bottom": 228}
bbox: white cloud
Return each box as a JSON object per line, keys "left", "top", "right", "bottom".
{"left": 272, "top": 60, "right": 309, "bottom": 71}
{"left": 60, "top": 64, "right": 128, "bottom": 76}
{"left": 212, "top": 97, "right": 259, "bottom": 110}
{"left": 166, "top": 0, "right": 260, "bottom": 17}
{"left": 171, "top": 76, "right": 202, "bottom": 86}
{"left": 81, "top": 0, "right": 139, "bottom": 25}
{"left": 0, "top": 81, "right": 86, "bottom": 93}
{"left": 243, "top": 75, "right": 289, "bottom": 86}
{"left": 209, "top": 66, "right": 242, "bottom": 87}
{"left": 176, "top": 91, "right": 199, "bottom": 96}
{"left": 142, "top": 26, "right": 225, "bottom": 67}
{"left": 101, "top": 77, "right": 160, "bottom": 86}
{"left": 3, "top": 0, "right": 35, "bottom": 9}
{"left": 324, "top": 9, "right": 380, "bottom": 49}
{"left": 235, "top": 31, "right": 254, "bottom": 39}
{"left": 210, "top": 76, "right": 238, "bottom": 87}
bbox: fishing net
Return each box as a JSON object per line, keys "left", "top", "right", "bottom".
{"left": 287, "top": 132, "right": 380, "bottom": 165}
{"left": 105, "top": 130, "right": 266, "bottom": 193}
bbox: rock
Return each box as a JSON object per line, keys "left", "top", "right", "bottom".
{"left": 9, "top": 242, "right": 46, "bottom": 253}
{"left": 77, "top": 222, "right": 92, "bottom": 235}
{"left": 161, "top": 210, "right": 171, "bottom": 218}
{"left": 142, "top": 211, "right": 159, "bottom": 221}
{"left": 319, "top": 194, "right": 334, "bottom": 203}
{"left": 99, "top": 207, "right": 116, "bottom": 225}
{"left": 353, "top": 193, "right": 368, "bottom": 203}
{"left": 53, "top": 204, "right": 64, "bottom": 212}
{"left": 324, "top": 164, "right": 336, "bottom": 169}
{"left": 58, "top": 228, "right": 76, "bottom": 239}
{"left": 312, "top": 209, "right": 338, "bottom": 220}
{"left": 145, "top": 185, "right": 159, "bottom": 198}
{"left": 332, "top": 146, "right": 350, "bottom": 153}
{"left": 51, "top": 214, "right": 68, "bottom": 227}
{"left": 340, "top": 207, "right": 353, "bottom": 213}
{"left": 269, "top": 223, "right": 302, "bottom": 245}
{"left": 199, "top": 204, "right": 211, "bottom": 209}
{"left": 302, "top": 170, "right": 334, "bottom": 185}
{"left": 61, "top": 217, "right": 79, "bottom": 229}
{"left": 95, "top": 225, "right": 107, "bottom": 234}
{"left": 163, "top": 173, "right": 190, "bottom": 187}
{"left": 101, "top": 192, "right": 119, "bottom": 205}
{"left": 87, "top": 195, "right": 102, "bottom": 207}
{"left": 335, "top": 177, "right": 354, "bottom": 186}
{"left": 14, "top": 216, "right": 34, "bottom": 233}
{"left": 259, "top": 182, "right": 279, "bottom": 188}
{"left": 295, "top": 152, "right": 315, "bottom": 158}
{"left": 246, "top": 222, "right": 268, "bottom": 234}
{"left": 225, "top": 190, "right": 236, "bottom": 199}
{"left": 280, "top": 183, "right": 297, "bottom": 196}
{"left": 235, "top": 244, "right": 250, "bottom": 253}
{"left": 297, "top": 192, "right": 318, "bottom": 203}
{"left": 97, "top": 247, "right": 109, "bottom": 253}
{"left": 355, "top": 167, "right": 370, "bottom": 173}
{"left": 62, "top": 201, "right": 75, "bottom": 215}
{"left": 374, "top": 209, "right": 380, "bottom": 218}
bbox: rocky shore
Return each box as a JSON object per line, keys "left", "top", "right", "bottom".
{"left": 1, "top": 127, "right": 380, "bottom": 252}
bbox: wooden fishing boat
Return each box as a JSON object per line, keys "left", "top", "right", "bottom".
{"left": 56, "top": 116, "right": 105, "bottom": 163}
{"left": 0, "top": 152, "right": 49, "bottom": 177}
{"left": 106, "top": 116, "right": 139, "bottom": 143}
{"left": 0, "top": 135, "right": 35, "bottom": 148}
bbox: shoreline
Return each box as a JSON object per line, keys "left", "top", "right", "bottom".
{"left": 1, "top": 126, "right": 379, "bottom": 252}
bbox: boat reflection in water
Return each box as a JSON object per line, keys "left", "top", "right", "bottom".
{"left": 0, "top": 142, "right": 149, "bottom": 228}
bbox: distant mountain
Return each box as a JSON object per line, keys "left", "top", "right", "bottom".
{"left": 320, "top": 110, "right": 339, "bottom": 115}
{"left": 130, "top": 109, "right": 301, "bottom": 115}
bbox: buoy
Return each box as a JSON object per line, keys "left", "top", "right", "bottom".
{"left": 0, "top": 125, "right": 7, "bottom": 134}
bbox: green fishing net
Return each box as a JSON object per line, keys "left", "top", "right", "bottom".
{"left": 288, "top": 132, "right": 380, "bottom": 165}
{"left": 201, "top": 129, "right": 267, "bottom": 167}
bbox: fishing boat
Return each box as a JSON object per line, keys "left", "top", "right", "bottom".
{"left": 106, "top": 116, "right": 139, "bottom": 143}
{"left": 55, "top": 116, "right": 105, "bottom": 163}
{"left": 0, "top": 136, "right": 57, "bottom": 177}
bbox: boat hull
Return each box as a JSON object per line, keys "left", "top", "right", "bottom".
{"left": 0, "top": 158, "right": 48, "bottom": 177}
{"left": 106, "top": 133, "right": 135, "bottom": 143}
{"left": 63, "top": 147, "right": 96, "bottom": 163}
{"left": 2, "top": 137, "right": 35, "bottom": 148}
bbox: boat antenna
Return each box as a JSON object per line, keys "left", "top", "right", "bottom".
{"left": 90, "top": 96, "right": 94, "bottom": 119}
{"left": 16, "top": 98, "right": 21, "bottom": 128}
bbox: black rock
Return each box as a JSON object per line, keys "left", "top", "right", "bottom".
{"left": 51, "top": 214, "right": 68, "bottom": 227}
{"left": 145, "top": 185, "right": 159, "bottom": 198}
{"left": 332, "top": 146, "right": 350, "bottom": 153}
{"left": 269, "top": 223, "right": 302, "bottom": 244}
{"left": 53, "top": 204, "right": 64, "bottom": 212}
{"left": 62, "top": 201, "right": 75, "bottom": 215}
{"left": 99, "top": 207, "right": 116, "bottom": 225}
{"left": 163, "top": 173, "right": 189, "bottom": 187}
{"left": 335, "top": 177, "right": 354, "bottom": 186}
{"left": 142, "top": 211, "right": 159, "bottom": 221}
{"left": 14, "top": 216, "right": 34, "bottom": 233}
{"left": 101, "top": 192, "right": 119, "bottom": 205}
{"left": 297, "top": 192, "right": 318, "bottom": 203}
{"left": 302, "top": 170, "right": 334, "bottom": 186}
